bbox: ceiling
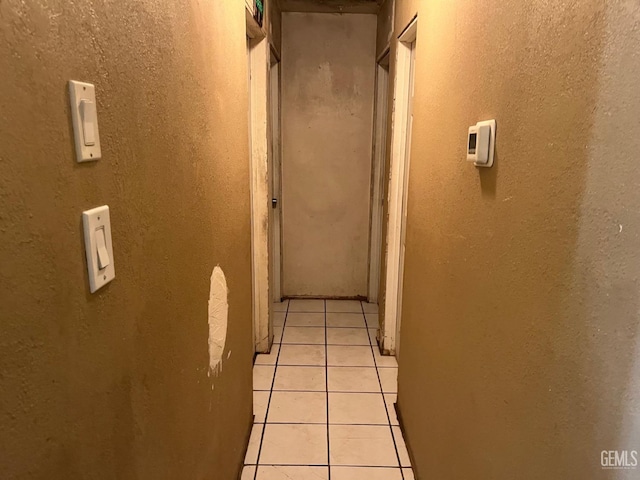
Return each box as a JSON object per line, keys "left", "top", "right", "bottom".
{"left": 279, "top": 0, "right": 384, "bottom": 14}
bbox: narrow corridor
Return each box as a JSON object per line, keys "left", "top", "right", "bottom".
{"left": 242, "top": 299, "right": 413, "bottom": 479}
{"left": 4, "top": 1, "right": 640, "bottom": 478}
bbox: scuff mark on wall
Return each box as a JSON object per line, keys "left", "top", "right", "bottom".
{"left": 208, "top": 266, "right": 229, "bottom": 383}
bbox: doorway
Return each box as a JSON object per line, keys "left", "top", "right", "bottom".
{"left": 368, "top": 51, "right": 391, "bottom": 304}
{"left": 383, "top": 18, "right": 417, "bottom": 357}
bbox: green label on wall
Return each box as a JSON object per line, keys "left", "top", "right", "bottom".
{"left": 256, "top": 0, "right": 263, "bottom": 14}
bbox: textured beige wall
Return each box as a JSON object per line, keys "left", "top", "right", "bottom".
{"left": 375, "top": 0, "right": 394, "bottom": 57}
{"left": 281, "top": 12, "right": 376, "bottom": 298}
{"left": 394, "top": 0, "right": 640, "bottom": 479}
{"left": 394, "top": 0, "right": 417, "bottom": 32}
{"left": 269, "top": 0, "right": 283, "bottom": 55}
{"left": 0, "top": 1, "right": 253, "bottom": 479}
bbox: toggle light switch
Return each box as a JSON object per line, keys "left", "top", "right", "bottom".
{"left": 69, "top": 80, "right": 102, "bottom": 162}
{"left": 82, "top": 205, "right": 115, "bottom": 293}
{"left": 80, "top": 100, "right": 97, "bottom": 146}
{"left": 95, "top": 227, "right": 110, "bottom": 269}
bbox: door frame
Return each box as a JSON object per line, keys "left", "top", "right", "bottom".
{"left": 247, "top": 19, "right": 271, "bottom": 353}
{"left": 368, "top": 49, "right": 391, "bottom": 303}
{"left": 269, "top": 48, "right": 283, "bottom": 303}
{"left": 382, "top": 17, "right": 417, "bottom": 355}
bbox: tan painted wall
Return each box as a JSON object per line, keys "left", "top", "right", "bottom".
{"left": 392, "top": 0, "right": 640, "bottom": 479}
{"left": 375, "top": 0, "right": 394, "bottom": 57}
{"left": 281, "top": 12, "right": 377, "bottom": 298}
{"left": 0, "top": 1, "right": 253, "bottom": 479}
{"left": 394, "top": 0, "right": 417, "bottom": 33}
{"left": 269, "top": 0, "right": 283, "bottom": 56}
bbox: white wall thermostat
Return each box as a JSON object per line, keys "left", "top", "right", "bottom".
{"left": 467, "top": 119, "right": 496, "bottom": 167}
{"left": 69, "top": 80, "right": 102, "bottom": 163}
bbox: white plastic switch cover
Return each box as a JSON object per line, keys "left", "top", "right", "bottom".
{"left": 69, "top": 80, "right": 102, "bottom": 162}
{"left": 95, "top": 228, "right": 110, "bottom": 269}
{"left": 82, "top": 205, "right": 115, "bottom": 293}
{"left": 80, "top": 100, "right": 97, "bottom": 146}
{"left": 468, "top": 119, "right": 496, "bottom": 168}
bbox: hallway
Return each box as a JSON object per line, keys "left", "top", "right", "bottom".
{"left": 2, "top": 0, "right": 640, "bottom": 479}
{"left": 243, "top": 299, "right": 413, "bottom": 479}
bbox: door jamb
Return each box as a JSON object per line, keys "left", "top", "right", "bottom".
{"left": 247, "top": 32, "right": 271, "bottom": 354}
{"left": 269, "top": 52, "right": 283, "bottom": 303}
{"left": 368, "top": 48, "right": 391, "bottom": 303}
{"left": 382, "top": 17, "right": 417, "bottom": 355}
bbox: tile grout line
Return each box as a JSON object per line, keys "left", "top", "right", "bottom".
{"left": 324, "top": 299, "right": 331, "bottom": 480}
{"left": 255, "top": 389, "right": 387, "bottom": 394}
{"left": 362, "top": 300, "right": 406, "bottom": 480}
{"left": 250, "top": 421, "right": 396, "bottom": 426}
{"left": 252, "top": 464, "right": 408, "bottom": 470}
{"left": 252, "top": 300, "right": 290, "bottom": 480}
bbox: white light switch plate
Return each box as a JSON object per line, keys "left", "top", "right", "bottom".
{"left": 69, "top": 80, "right": 102, "bottom": 162}
{"left": 474, "top": 119, "right": 496, "bottom": 168}
{"left": 82, "top": 205, "right": 115, "bottom": 293}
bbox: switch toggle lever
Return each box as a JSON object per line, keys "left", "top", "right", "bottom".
{"left": 80, "top": 100, "right": 97, "bottom": 146}
{"left": 95, "top": 227, "right": 110, "bottom": 269}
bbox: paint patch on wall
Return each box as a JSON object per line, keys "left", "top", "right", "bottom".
{"left": 208, "top": 266, "right": 229, "bottom": 379}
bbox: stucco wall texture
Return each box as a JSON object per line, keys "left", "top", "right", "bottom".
{"left": 270, "top": 0, "right": 283, "bottom": 56}
{"left": 281, "top": 12, "right": 377, "bottom": 298}
{"left": 375, "top": 0, "right": 394, "bottom": 58}
{"left": 0, "top": 1, "right": 253, "bottom": 479}
{"left": 391, "top": 0, "right": 640, "bottom": 479}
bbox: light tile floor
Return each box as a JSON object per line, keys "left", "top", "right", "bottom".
{"left": 243, "top": 299, "right": 414, "bottom": 480}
